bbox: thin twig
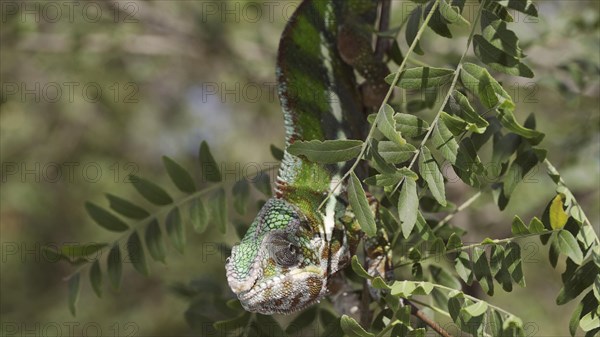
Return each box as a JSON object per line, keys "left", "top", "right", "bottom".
{"left": 390, "top": 1, "right": 486, "bottom": 196}
{"left": 318, "top": 0, "right": 441, "bottom": 211}
{"left": 408, "top": 301, "right": 454, "bottom": 337}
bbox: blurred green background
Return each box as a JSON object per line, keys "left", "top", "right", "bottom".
{"left": 1, "top": 1, "right": 598, "bottom": 336}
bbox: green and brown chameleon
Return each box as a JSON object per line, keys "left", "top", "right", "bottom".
{"left": 225, "top": 0, "right": 393, "bottom": 315}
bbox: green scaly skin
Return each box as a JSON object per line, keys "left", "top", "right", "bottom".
{"left": 225, "top": 0, "right": 391, "bottom": 315}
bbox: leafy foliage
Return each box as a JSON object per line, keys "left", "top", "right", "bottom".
{"left": 52, "top": 1, "right": 599, "bottom": 337}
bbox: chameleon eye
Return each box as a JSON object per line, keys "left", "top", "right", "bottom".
{"left": 267, "top": 232, "right": 299, "bottom": 267}
{"left": 273, "top": 242, "right": 298, "bottom": 267}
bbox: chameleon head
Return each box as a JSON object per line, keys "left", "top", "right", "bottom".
{"left": 225, "top": 198, "right": 328, "bottom": 314}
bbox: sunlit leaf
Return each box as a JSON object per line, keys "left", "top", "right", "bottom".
{"left": 394, "top": 113, "right": 430, "bottom": 138}
{"left": 399, "top": 178, "right": 418, "bottom": 238}
{"left": 386, "top": 67, "right": 454, "bottom": 89}
{"left": 377, "top": 141, "right": 417, "bottom": 164}
{"left": 376, "top": 104, "right": 406, "bottom": 145}
{"left": 351, "top": 255, "right": 373, "bottom": 279}
{"left": 340, "top": 315, "right": 374, "bottom": 337}
{"left": 550, "top": 194, "right": 569, "bottom": 229}
{"left": 419, "top": 146, "right": 446, "bottom": 206}
{"left": 432, "top": 117, "right": 459, "bottom": 164}
{"left": 553, "top": 230, "right": 584, "bottom": 265}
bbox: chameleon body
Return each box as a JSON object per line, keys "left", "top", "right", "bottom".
{"left": 225, "top": 0, "right": 389, "bottom": 315}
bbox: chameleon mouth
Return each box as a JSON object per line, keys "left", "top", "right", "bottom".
{"left": 237, "top": 267, "right": 323, "bottom": 302}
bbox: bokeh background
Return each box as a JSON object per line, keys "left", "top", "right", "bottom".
{"left": 1, "top": 0, "right": 598, "bottom": 336}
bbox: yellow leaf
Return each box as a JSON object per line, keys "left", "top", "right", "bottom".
{"left": 549, "top": 194, "right": 568, "bottom": 229}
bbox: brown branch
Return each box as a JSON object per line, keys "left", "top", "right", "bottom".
{"left": 375, "top": 0, "right": 392, "bottom": 62}
{"left": 409, "top": 301, "right": 454, "bottom": 337}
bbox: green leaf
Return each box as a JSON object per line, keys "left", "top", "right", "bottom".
{"left": 432, "top": 117, "right": 459, "bottom": 164}
{"left": 351, "top": 255, "right": 373, "bottom": 279}
{"left": 557, "top": 261, "right": 599, "bottom": 305}
{"left": 413, "top": 281, "right": 434, "bottom": 295}
{"left": 505, "top": 242, "right": 525, "bottom": 287}
{"left": 550, "top": 194, "right": 569, "bottom": 229}
{"left": 145, "top": 219, "right": 166, "bottom": 263}
{"left": 270, "top": 144, "right": 284, "bottom": 161}
{"left": 68, "top": 273, "right": 80, "bottom": 316}
{"left": 419, "top": 146, "right": 446, "bottom": 206}
{"left": 89, "top": 259, "right": 102, "bottom": 298}
{"left": 481, "top": 10, "right": 524, "bottom": 59}
{"left": 340, "top": 315, "right": 374, "bottom": 337}
{"left": 553, "top": 230, "right": 584, "bottom": 265}
{"left": 425, "top": 1, "right": 452, "bottom": 38}
{"left": 364, "top": 172, "right": 403, "bottom": 187}
{"left": 511, "top": 215, "right": 530, "bottom": 236}
{"left": 446, "top": 233, "right": 463, "bottom": 250}
{"left": 473, "top": 247, "right": 494, "bottom": 295}
{"left": 106, "top": 194, "right": 150, "bottom": 219}
{"left": 232, "top": 180, "right": 250, "bottom": 215}
{"left": 406, "top": 5, "right": 424, "bottom": 55}
{"left": 394, "top": 113, "right": 430, "bottom": 138}
{"left": 166, "top": 207, "right": 185, "bottom": 254}
{"left": 391, "top": 280, "right": 417, "bottom": 298}
{"left": 211, "top": 188, "right": 227, "bottom": 234}
{"left": 199, "top": 141, "right": 222, "bottom": 182}
{"left": 439, "top": 0, "right": 469, "bottom": 26}
{"left": 447, "top": 90, "right": 489, "bottom": 129}
{"left": 59, "top": 243, "right": 107, "bottom": 260}
{"left": 162, "top": 156, "right": 195, "bottom": 194}
{"left": 85, "top": 202, "right": 129, "bottom": 232}
{"left": 253, "top": 172, "right": 272, "bottom": 197}
{"left": 287, "top": 139, "right": 363, "bottom": 163}
{"left": 463, "top": 301, "right": 488, "bottom": 317}
{"left": 107, "top": 244, "right": 122, "bottom": 290}
{"left": 377, "top": 141, "right": 417, "bottom": 164}
{"left": 455, "top": 253, "right": 473, "bottom": 286}
{"left": 386, "top": 67, "right": 454, "bottom": 89}
{"left": 399, "top": 178, "right": 419, "bottom": 239}
{"left": 460, "top": 63, "right": 513, "bottom": 109}
{"left": 127, "top": 231, "right": 149, "bottom": 276}
{"left": 130, "top": 175, "right": 173, "bottom": 206}
{"left": 528, "top": 217, "right": 545, "bottom": 233}
{"left": 496, "top": 108, "right": 544, "bottom": 143}
{"left": 189, "top": 197, "right": 209, "bottom": 234}
{"left": 377, "top": 104, "right": 406, "bottom": 145}
{"left": 473, "top": 35, "right": 534, "bottom": 78}
{"left": 496, "top": 0, "right": 538, "bottom": 17}
{"left": 347, "top": 172, "right": 377, "bottom": 237}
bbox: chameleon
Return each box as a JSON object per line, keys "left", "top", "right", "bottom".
{"left": 225, "top": 0, "right": 392, "bottom": 315}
